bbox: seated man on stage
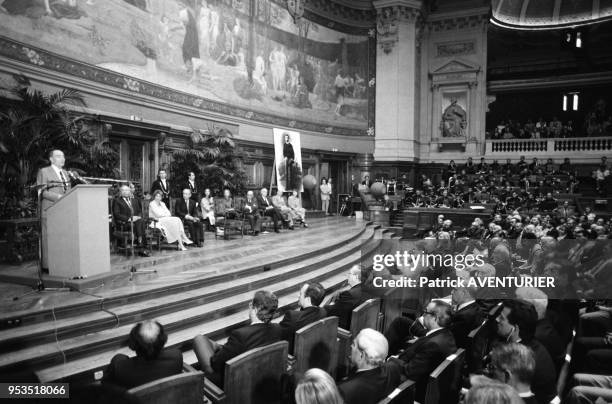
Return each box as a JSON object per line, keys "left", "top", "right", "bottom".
{"left": 218, "top": 188, "right": 236, "bottom": 218}
{"left": 271, "top": 189, "right": 295, "bottom": 229}
{"left": 112, "top": 184, "right": 146, "bottom": 247}
{"left": 288, "top": 190, "right": 308, "bottom": 227}
{"left": 175, "top": 188, "right": 203, "bottom": 247}
{"left": 103, "top": 320, "right": 182, "bottom": 389}
{"left": 193, "top": 290, "right": 282, "bottom": 387}
{"left": 257, "top": 188, "right": 285, "bottom": 232}
{"left": 242, "top": 190, "right": 261, "bottom": 236}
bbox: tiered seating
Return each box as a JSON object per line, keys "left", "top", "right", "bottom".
{"left": 423, "top": 349, "right": 466, "bottom": 404}
{"left": 291, "top": 316, "right": 339, "bottom": 378}
{"left": 127, "top": 370, "right": 205, "bottom": 404}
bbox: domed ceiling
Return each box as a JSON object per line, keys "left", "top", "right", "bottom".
{"left": 491, "top": 0, "right": 612, "bottom": 29}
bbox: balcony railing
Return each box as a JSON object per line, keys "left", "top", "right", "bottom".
{"left": 486, "top": 136, "right": 612, "bottom": 156}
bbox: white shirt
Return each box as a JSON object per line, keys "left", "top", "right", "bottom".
{"left": 425, "top": 327, "right": 443, "bottom": 337}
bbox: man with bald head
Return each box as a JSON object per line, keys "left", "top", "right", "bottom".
{"left": 36, "top": 149, "right": 72, "bottom": 270}
{"left": 113, "top": 184, "right": 147, "bottom": 248}
{"left": 338, "top": 328, "right": 402, "bottom": 404}
{"left": 324, "top": 265, "right": 372, "bottom": 329}
{"left": 103, "top": 320, "right": 182, "bottom": 388}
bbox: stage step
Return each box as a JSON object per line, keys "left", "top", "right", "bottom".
{"left": 0, "top": 225, "right": 375, "bottom": 351}
{"left": 0, "top": 223, "right": 388, "bottom": 381}
{"left": 32, "top": 233, "right": 386, "bottom": 383}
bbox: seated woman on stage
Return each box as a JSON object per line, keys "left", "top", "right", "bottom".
{"left": 287, "top": 190, "right": 308, "bottom": 228}
{"left": 200, "top": 188, "right": 216, "bottom": 230}
{"left": 272, "top": 189, "right": 294, "bottom": 229}
{"left": 149, "top": 190, "right": 192, "bottom": 251}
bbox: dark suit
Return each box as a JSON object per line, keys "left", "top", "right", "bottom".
{"left": 451, "top": 302, "right": 484, "bottom": 349}
{"left": 217, "top": 197, "right": 236, "bottom": 216}
{"left": 210, "top": 323, "right": 282, "bottom": 387}
{"left": 324, "top": 285, "right": 371, "bottom": 330}
{"left": 174, "top": 197, "right": 203, "bottom": 244}
{"left": 385, "top": 317, "right": 427, "bottom": 356}
{"left": 112, "top": 197, "right": 146, "bottom": 240}
{"left": 102, "top": 348, "right": 183, "bottom": 389}
{"left": 398, "top": 328, "right": 457, "bottom": 402}
{"left": 535, "top": 318, "right": 564, "bottom": 371}
{"left": 257, "top": 194, "right": 283, "bottom": 231}
{"left": 241, "top": 198, "right": 261, "bottom": 233}
{"left": 184, "top": 181, "right": 198, "bottom": 202}
{"left": 150, "top": 179, "right": 171, "bottom": 206}
{"left": 338, "top": 361, "right": 403, "bottom": 404}
{"left": 279, "top": 306, "right": 327, "bottom": 353}
{"left": 526, "top": 339, "right": 557, "bottom": 404}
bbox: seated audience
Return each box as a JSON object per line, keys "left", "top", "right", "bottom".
{"left": 200, "top": 188, "right": 216, "bottom": 230}
{"left": 396, "top": 300, "right": 457, "bottom": 402}
{"left": 174, "top": 188, "right": 203, "bottom": 247}
{"left": 495, "top": 300, "right": 556, "bottom": 404}
{"left": 295, "top": 368, "right": 344, "bottom": 404}
{"left": 337, "top": 329, "right": 402, "bottom": 404}
{"left": 148, "top": 189, "right": 192, "bottom": 250}
{"left": 113, "top": 184, "right": 146, "bottom": 246}
{"left": 257, "top": 187, "right": 285, "bottom": 232}
{"left": 465, "top": 381, "right": 523, "bottom": 404}
{"left": 103, "top": 320, "right": 182, "bottom": 389}
{"left": 566, "top": 373, "right": 612, "bottom": 404}
{"left": 192, "top": 290, "right": 281, "bottom": 387}
{"left": 324, "top": 265, "right": 372, "bottom": 330}
{"left": 272, "top": 189, "right": 295, "bottom": 229}
{"left": 450, "top": 271, "right": 484, "bottom": 349}
{"left": 280, "top": 282, "right": 327, "bottom": 353}
{"left": 488, "top": 343, "right": 538, "bottom": 404}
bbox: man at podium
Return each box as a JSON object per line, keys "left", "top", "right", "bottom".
{"left": 36, "top": 149, "right": 72, "bottom": 271}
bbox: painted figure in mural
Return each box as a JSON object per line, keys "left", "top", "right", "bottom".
{"left": 1, "top": 0, "right": 85, "bottom": 19}
{"left": 353, "top": 72, "right": 366, "bottom": 98}
{"left": 287, "top": 64, "right": 300, "bottom": 96}
{"left": 292, "top": 75, "right": 311, "bottom": 109}
{"left": 179, "top": 5, "right": 200, "bottom": 73}
{"left": 198, "top": 1, "right": 211, "bottom": 59}
{"left": 278, "top": 133, "right": 302, "bottom": 191}
{"left": 441, "top": 98, "right": 467, "bottom": 137}
{"left": 253, "top": 50, "right": 267, "bottom": 93}
{"left": 209, "top": 5, "right": 220, "bottom": 57}
{"left": 269, "top": 45, "right": 287, "bottom": 92}
{"left": 334, "top": 69, "right": 347, "bottom": 118}
{"left": 217, "top": 22, "right": 237, "bottom": 66}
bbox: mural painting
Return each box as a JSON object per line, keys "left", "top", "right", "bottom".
{"left": 0, "top": 0, "right": 371, "bottom": 132}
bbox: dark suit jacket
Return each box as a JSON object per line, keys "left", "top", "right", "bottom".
{"left": 36, "top": 165, "right": 72, "bottom": 214}
{"left": 112, "top": 197, "right": 144, "bottom": 224}
{"left": 102, "top": 348, "right": 183, "bottom": 389}
{"left": 535, "top": 318, "right": 564, "bottom": 371}
{"left": 150, "top": 179, "right": 171, "bottom": 203}
{"left": 256, "top": 194, "right": 275, "bottom": 213}
{"left": 398, "top": 328, "right": 457, "bottom": 402}
{"left": 338, "top": 361, "right": 403, "bottom": 404}
{"left": 526, "top": 339, "right": 557, "bottom": 404}
{"left": 241, "top": 198, "right": 259, "bottom": 215}
{"left": 324, "top": 285, "right": 371, "bottom": 330}
{"left": 451, "top": 302, "right": 484, "bottom": 349}
{"left": 211, "top": 323, "right": 282, "bottom": 385}
{"left": 174, "top": 198, "right": 199, "bottom": 221}
{"left": 184, "top": 181, "right": 198, "bottom": 201}
{"left": 279, "top": 306, "right": 327, "bottom": 353}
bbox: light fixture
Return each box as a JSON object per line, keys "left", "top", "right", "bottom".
{"left": 562, "top": 95, "right": 568, "bottom": 111}
{"left": 286, "top": 0, "right": 304, "bottom": 23}
{"left": 575, "top": 32, "right": 582, "bottom": 48}
{"left": 573, "top": 93, "right": 579, "bottom": 111}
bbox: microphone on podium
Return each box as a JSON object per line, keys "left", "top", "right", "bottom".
{"left": 67, "top": 170, "right": 90, "bottom": 184}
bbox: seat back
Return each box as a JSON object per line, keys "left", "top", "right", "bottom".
{"left": 350, "top": 298, "right": 382, "bottom": 336}
{"left": 424, "top": 349, "right": 465, "bottom": 404}
{"left": 294, "top": 316, "right": 339, "bottom": 377}
{"left": 127, "top": 371, "right": 204, "bottom": 404}
{"left": 377, "top": 379, "right": 416, "bottom": 404}
{"left": 224, "top": 341, "right": 288, "bottom": 404}
{"left": 381, "top": 288, "right": 404, "bottom": 334}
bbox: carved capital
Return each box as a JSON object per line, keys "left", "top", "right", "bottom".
{"left": 431, "top": 83, "right": 440, "bottom": 91}
{"left": 375, "top": 2, "right": 422, "bottom": 54}
{"left": 468, "top": 81, "right": 478, "bottom": 89}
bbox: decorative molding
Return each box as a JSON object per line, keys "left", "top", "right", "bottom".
{"left": 374, "top": 1, "right": 423, "bottom": 54}
{"left": 431, "top": 59, "right": 480, "bottom": 75}
{"left": 436, "top": 41, "right": 476, "bottom": 57}
{"left": 428, "top": 13, "right": 488, "bottom": 32}
{"left": 0, "top": 35, "right": 373, "bottom": 137}
{"left": 299, "top": 0, "right": 376, "bottom": 31}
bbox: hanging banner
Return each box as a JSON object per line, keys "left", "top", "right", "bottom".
{"left": 273, "top": 128, "right": 303, "bottom": 193}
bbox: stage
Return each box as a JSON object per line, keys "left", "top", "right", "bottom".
{"left": 0, "top": 217, "right": 398, "bottom": 383}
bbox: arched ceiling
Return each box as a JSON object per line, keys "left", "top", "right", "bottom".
{"left": 491, "top": 0, "right": 612, "bottom": 29}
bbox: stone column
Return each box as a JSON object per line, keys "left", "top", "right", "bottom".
{"left": 373, "top": 0, "right": 423, "bottom": 162}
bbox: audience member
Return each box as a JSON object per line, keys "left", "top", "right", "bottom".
{"left": 242, "top": 190, "right": 262, "bottom": 236}
{"left": 488, "top": 343, "right": 538, "bottom": 404}
{"left": 324, "top": 265, "right": 371, "bottom": 329}
{"left": 295, "top": 368, "right": 344, "bottom": 404}
{"left": 280, "top": 282, "right": 327, "bottom": 353}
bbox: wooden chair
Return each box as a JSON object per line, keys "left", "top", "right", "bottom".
{"left": 204, "top": 341, "right": 288, "bottom": 404}
{"left": 337, "top": 298, "right": 381, "bottom": 377}
{"left": 554, "top": 329, "right": 576, "bottom": 401}
{"left": 126, "top": 371, "right": 205, "bottom": 404}
{"left": 465, "top": 319, "right": 491, "bottom": 374}
{"left": 377, "top": 379, "right": 416, "bottom": 404}
{"left": 291, "top": 316, "right": 339, "bottom": 378}
{"left": 423, "top": 349, "right": 466, "bottom": 404}
{"left": 380, "top": 288, "right": 405, "bottom": 334}
{"left": 214, "top": 197, "right": 245, "bottom": 240}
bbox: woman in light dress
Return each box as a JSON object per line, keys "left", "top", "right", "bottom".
{"left": 320, "top": 177, "right": 331, "bottom": 215}
{"left": 272, "top": 189, "right": 294, "bottom": 229}
{"left": 200, "top": 188, "right": 216, "bottom": 229}
{"left": 288, "top": 190, "right": 308, "bottom": 227}
{"left": 149, "top": 190, "right": 192, "bottom": 250}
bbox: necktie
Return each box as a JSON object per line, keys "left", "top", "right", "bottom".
{"left": 266, "top": 198, "right": 269, "bottom": 206}
{"left": 125, "top": 197, "right": 132, "bottom": 208}
{"left": 59, "top": 171, "right": 67, "bottom": 191}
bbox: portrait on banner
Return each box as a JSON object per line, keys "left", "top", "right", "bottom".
{"left": 273, "top": 128, "right": 303, "bottom": 193}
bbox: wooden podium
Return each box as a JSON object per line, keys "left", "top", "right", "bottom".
{"left": 46, "top": 184, "right": 111, "bottom": 278}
